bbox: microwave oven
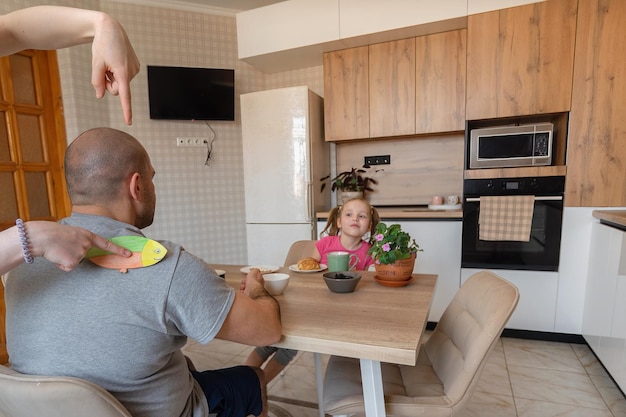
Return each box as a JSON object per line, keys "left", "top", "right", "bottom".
{"left": 469, "top": 123, "right": 553, "bottom": 169}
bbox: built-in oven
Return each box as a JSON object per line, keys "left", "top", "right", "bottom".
{"left": 461, "top": 176, "right": 565, "bottom": 271}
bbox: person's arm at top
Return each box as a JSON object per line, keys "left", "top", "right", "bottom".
{"left": 0, "top": 6, "right": 140, "bottom": 125}
{"left": 0, "top": 221, "right": 131, "bottom": 276}
{"left": 216, "top": 269, "right": 282, "bottom": 346}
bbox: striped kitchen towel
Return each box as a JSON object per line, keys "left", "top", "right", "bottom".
{"left": 479, "top": 195, "right": 535, "bottom": 241}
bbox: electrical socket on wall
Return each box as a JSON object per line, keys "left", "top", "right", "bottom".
{"left": 176, "top": 137, "right": 207, "bottom": 147}
{"left": 364, "top": 155, "right": 391, "bottom": 166}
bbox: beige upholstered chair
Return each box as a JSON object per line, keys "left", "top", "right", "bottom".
{"left": 0, "top": 364, "right": 132, "bottom": 417}
{"left": 283, "top": 240, "right": 317, "bottom": 267}
{"left": 323, "top": 270, "right": 519, "bottom": 417}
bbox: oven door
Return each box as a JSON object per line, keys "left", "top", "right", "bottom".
{"left": 461, "top": 196, "right": 563, "bottom": 271}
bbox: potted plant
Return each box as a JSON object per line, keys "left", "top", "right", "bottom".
{"left": 368, "top": 223, "right": 423, "bottom": 282}
{"left": 320, "top": 167, "right": 377, "bottom": 203}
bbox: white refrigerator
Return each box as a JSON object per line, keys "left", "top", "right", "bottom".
{"left": 241, "top": 86, "right": 331, "bottom": 265}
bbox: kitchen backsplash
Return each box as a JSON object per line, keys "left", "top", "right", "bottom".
{"left": 336, "top": 133, "right": 464, "bottom": 206}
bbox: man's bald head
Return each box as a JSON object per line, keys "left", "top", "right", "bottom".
{"left": 65, "top": 127, "right": 151, "bottom": 205}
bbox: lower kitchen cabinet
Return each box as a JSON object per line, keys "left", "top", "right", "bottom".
{"left": 583, "top": 222, "right": 626, "bottom": 392}
{"left": 461, "top": 268, "right": 559, "bottom": 333}
{"left": 396, "top": 220, "right": 462, "bottom": 322}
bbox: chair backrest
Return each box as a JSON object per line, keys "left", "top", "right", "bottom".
{"left": 283, "top": 240, "right": 317, "bottom": 267}
{"left": 424, "top": 270, "right": 519, "bottom": 406}
{"left": 0, "top": 364, "right": 132, "bottom": 417}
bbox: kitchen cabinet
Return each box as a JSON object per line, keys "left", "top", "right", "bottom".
{"left": 369, "top": 38, "right": 416, "bottom": 138}
{"left": 566, "top": 0, "right": 626, "bottom": 207}
{"left": 398, "top": 220, "right": 462, "bottom": 322}
{"left": 324, "top": 30, "right": 467, "bottom": 141}
{"left": 583, "top": 222, "right": 626, "bottom": 392}
{"left": 415, "top": 29, "right": 466, "bottom": 134}
{"left": 323, "top": 46, "right": 369, "bottom": 141}
{"left": 466, "top": 0, "right": 577, "bottom": 120}
{"left": 462, "top": 268, "right": 559, "bottom": 332}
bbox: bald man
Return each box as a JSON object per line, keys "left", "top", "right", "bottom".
{"left": 4, "top": 127, "right": 281, "bottom": 417}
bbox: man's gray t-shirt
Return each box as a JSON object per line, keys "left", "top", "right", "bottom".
{"left": 5, "top": 213, "right": 235, "bottom": 417}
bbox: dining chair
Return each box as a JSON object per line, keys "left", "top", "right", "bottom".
{"left": 322, "top": 270, "right": 519, "bottom": 417}
{"left": 0, "top": 364, "right": 132, "bottom": 417}
{"left": 283, "top": 240, "right": 317, "bottom": 267}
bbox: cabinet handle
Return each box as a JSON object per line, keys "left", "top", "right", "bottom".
{"left": 465, "top": 196, "right": 563, "bottom": 202}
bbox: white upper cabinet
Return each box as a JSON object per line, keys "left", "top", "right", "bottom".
{"left": 236, "top": 0, "right": 545, "bottom": 73}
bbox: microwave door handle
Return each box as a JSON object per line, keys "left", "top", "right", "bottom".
{"left": 465, "top": 196, "right": 563, "bottom": 202}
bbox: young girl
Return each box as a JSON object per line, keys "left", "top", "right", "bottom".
{"left": 245, "top": 197, "right": 380, "bottom": 382}
{"left": 314, "top": 196, "right": 380, "bottom": 270}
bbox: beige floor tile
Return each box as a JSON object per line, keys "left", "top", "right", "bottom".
{"left": 460, "top": 391, "right": 517, "bottom": 417}
{"left": 503, "top": 338, "right": 587, "bottom": 373}
{"left": 515, "top": 397, "right": 613, "bottom": 417}
{"left": 508, "top": 364, "right": 608, "bottom": 410}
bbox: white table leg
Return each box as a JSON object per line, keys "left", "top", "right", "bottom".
{"left": 360, "top": 359, "right": 386, "bottom": 417}
{"left": 314, "top": 353, "right": 325, "bottom": 417}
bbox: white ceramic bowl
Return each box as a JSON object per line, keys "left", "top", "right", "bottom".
{"left": 263, "top": 273, "right": 290, "bottom": 295}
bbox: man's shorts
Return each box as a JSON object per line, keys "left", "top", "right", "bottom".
{"left": 191, "top": 365, "right": 263, "bottom": 417}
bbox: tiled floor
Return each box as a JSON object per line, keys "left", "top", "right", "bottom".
{"left": 182, "top": 336, "right": 626, "bottom": 417}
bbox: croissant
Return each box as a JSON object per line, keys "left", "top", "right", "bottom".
{"left": 297, "top": 257, "right": 320, "bottom": 271}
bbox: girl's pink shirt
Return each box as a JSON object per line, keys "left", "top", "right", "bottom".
{"left": 315, "top": 235, "right": 373, "bottom": 271}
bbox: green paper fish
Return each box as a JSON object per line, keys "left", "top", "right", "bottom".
{"left": 85, "top": 236, "right": 167, "bottom": 273}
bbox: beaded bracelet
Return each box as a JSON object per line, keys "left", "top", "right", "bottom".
{"left": 15, "top": 218, "right": 34, "bottom": 264}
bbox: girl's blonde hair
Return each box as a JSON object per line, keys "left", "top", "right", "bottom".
{"left": 320, "top": 197, "right": 380, "bottom": 239}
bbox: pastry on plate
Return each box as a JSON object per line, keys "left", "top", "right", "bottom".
{"left": 297, "top": 257, "right": 321, "bottom": 271}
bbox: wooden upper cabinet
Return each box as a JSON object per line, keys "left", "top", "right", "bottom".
{"left": 369, "top": 38, "right": 415, "bottom": 138}
{"left": 466, "top": 0, "right": 577, "bottom": 120}
{"left": 323, "top": 46, "right": 369, "bottom": 141}
{"left": 415, "top": 29, "right": 466, "bottom": 133}
{"left": 566, "top": 0, "right": 626, "bottom": 207}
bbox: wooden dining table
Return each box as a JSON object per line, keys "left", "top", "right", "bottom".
{"left": 212, "top": 264, "right": 438, "bottom": 417}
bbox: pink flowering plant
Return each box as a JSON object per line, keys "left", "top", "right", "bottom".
{"left": 367, "top": 223, "right": 422, "bottom": 265}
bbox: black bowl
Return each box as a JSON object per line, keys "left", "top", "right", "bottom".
{"left": 322, "top": 271, "right": 361, "bottom": 293}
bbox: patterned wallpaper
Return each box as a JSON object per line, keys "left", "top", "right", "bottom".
{"left": 2, "top": 0, "right": 324, "bottom": 264}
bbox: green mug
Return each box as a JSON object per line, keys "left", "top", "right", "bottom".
{"left": 327, "top": 251, "right": 358, "bottom": 272}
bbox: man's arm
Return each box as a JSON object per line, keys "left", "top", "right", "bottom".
{"left": 216, "top": 270, "right": 282, "bottom": 346}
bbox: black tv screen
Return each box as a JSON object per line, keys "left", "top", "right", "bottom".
{"left": 147, "top": 65, "right": 235, "bottom": 121}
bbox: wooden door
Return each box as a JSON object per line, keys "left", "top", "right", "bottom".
{"left": 415, "top": 29, "right": 466, "bottom": 134}
{"left": 369, "top": 38, "right": 416, "bottom": 138}
{"left": 0, "top": 50, "right": 68, "bottom": 364}
{"left": 323, "top": 46, "right": 370, "bottom": 141}
{"left": 567, "top": 0, "right": 626, "bottom": 206}
{"left": 466, "top": 0, "right": 577, "bottom": 120}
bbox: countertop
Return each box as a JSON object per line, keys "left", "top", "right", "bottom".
{"left": 317, "top": 206, "right": 463, "bottom": 220}
{"left": 593, "top": 210, "right": 626, "bottom": 229}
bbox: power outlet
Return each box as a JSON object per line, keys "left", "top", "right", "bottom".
{"left": 364, "top": 155, "right": 391, "bottom": 166}
{"left": 176, "top": 137, "right": 207, "bottom": 147}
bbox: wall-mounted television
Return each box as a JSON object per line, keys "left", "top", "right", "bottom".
{"left": 147, "top": 65, "right": 235, "bottom": 121}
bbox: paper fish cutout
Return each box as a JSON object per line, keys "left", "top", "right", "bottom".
{"left": 85, "top": 236, "right": 167, "bottom": 273}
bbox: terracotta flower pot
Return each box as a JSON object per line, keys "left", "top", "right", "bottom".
{"left": 374, "top": 253, "right": 416, "bottom": 281}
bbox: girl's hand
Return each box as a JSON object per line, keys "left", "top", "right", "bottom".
{"left": 28, "top": 221, "right": 131, "bottom": 272}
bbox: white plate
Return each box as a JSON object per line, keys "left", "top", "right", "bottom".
{"left": 240, "top": 265, "right": 280, "bottom": 274}
{"left": 214, "top": 269, "right": 226, "bottom": 277}
{"left": 428, "top": 204, "right": 462, "bottom": 211}
{"left": 288, "top": 264, "right": 328, "bottom": 273}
